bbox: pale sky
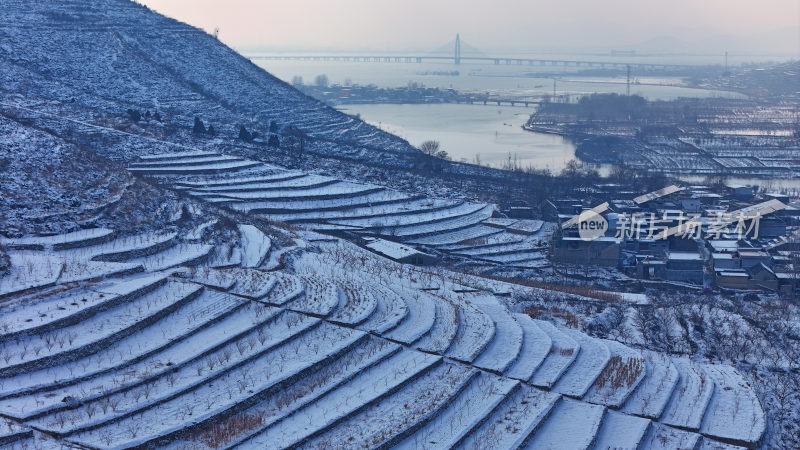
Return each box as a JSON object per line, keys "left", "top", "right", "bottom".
{"left": 140, "top": 0, "right": 800, "bottom": 55}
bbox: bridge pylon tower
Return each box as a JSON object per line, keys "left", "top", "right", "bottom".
{"left": 454, "top": 33, "right": 461, "bottom": 65}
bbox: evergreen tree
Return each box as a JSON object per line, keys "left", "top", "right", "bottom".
{"left": 268, "top": 134, "right": 280, "bottom": 148}
{"left": 126, "top": 109, "right": 141, "bottom": 122}
{"left": 238, "top": 125, "right": 252, "bottom": 142}
{"left": 193, "top": 116, "right": 206, "bottom": 135}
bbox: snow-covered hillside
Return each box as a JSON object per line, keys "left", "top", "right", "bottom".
{"left": 0, "top": 0, "right": 415, "bottom": 159}
{"left": 0, "top": 0, "right": 785, "bottom": 448}
{"left": 0, "top": 0, "right": 546, "bottom": 212}
{"left": 0, "top": 222, "right": 765, "bottom": 449}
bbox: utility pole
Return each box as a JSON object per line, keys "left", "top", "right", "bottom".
{"left": 553, "top": 78, "right": 557, "bottom": 98}
{"left": 626, "top": 65, "right": 631, "bottom": 96}
{"left": 724, "top": 50, "right": 728, "bottom": 73}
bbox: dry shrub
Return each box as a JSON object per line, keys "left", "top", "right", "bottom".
{"left": 524, "top": 306, "right": 579, "bottom": 328}
{"left": 194, "top": 413, "right": 263, "bottom": 448}
{"left": 483, "top": 274, "right": 622, "bottom": 303}
{"left": 0, "top": 245, "right": 9, "bottom": 276}
{"left": 460, "top": 237, "right": 488, "bottom": 247}
{"left": 262, "top": 218, "right": 302, "bottom": 232}
{"left": 593, "top": 355, "right": 644, "bottom": 389}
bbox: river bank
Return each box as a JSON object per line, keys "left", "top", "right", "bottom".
{"left": 523, "top": 92, "right": 800, "bottom": 188}
{"left": 338, "top": 103, "right": 578, "bottom": 172}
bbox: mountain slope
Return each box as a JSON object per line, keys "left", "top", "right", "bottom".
{"left": 1, "top": 0, "right": 562, "bottom": 212}
{"left": 0, "top": 0, "right": 418, "bottom": 160}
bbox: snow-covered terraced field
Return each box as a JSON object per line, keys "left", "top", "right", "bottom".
{"left": 504, "top": 313, "right": 553, "bottom": 381}
{"left": 86, "top": 232, "right": 178, "bottom": 262}
{"left": 190, "top": 174, "right": 337, "bottom": 193}
{"left": 235, "top": 349, "right": 441, "bottom": 449}
{"left": 262, "top": 197, "right": 451, "bottom": 224}
{"left": 641, "top": 422, "right": 703, "bottom": 449}
{"left": 126, "top": 243, "right": 213, "bottom": 271}
{"left": 476, "top": 250, "right": 548, "bottom": 264}
{"left": 436, "top": 230, "right": 526, "bottom": 251}
{"left": 384, "top": 205, "right": 495, "bottom": 239}
{"left": 583, "top": 339, "right": 646, "bottom": 408}
{"left": 529, "top": 320, "right": 580, "bottom": 389}
{"left": 383, "top": 289, "right": 437, "bottom": 345}
{"left": 700, "top": 364, "right": 766, "bottom": 445}
{"left": 621, "top": 350, "right": 681, "bottom": 419}
{"left": 470, "top": 296, "right": 524, "bottom": 374}
{"left": 353, "top": 283, "right": 409, "bottom": 334}
{"left": 192, "top": 182, "right": 385, "bottom": 203}
{"left": 452, "top": 240, "right": 547, "bottom": 258}
{"left": 236, "top": 225, "right": 271, "bottom": 268}
{"left": 593, "top": 409, "right": 652, "bottom": 450}
{"left": 0, "top": 418, "right": 33, "bottom": 447}
{"left": 522, "top": 397, "right": 605, "bottom": 450}
{"left": 460, "top": 383, "right": 560, "bottom": 449}
{"left": 236, "top": 190, "right": 417, "bottom": 215}
{"left": 0, "top": 225, "right": 766, "bottom": 449}
{"left": 0, "top": 154, "right": 769, "bottom": 449}
{"left": 444, "top": 298, "right": 496, "bottom": 363}
{"left": 329, "top": 282, "right": 378, "bottom": 326}
{"left": 0, "top": 280, "right": 202, "bottom": 376}
{"left": 138, "top": 151, "right": 224, "bottom": 162}
{"left": 501, "top": 258, "right": 551, "bottom": 270}
{"left": 407, "top": 224, "right": 504, "bottom": 246}
{"left": 128, "top": 160, "right": 262, "bottom": 175}
{"left": 302, "top": 362, "right": 476, "bottom": 449}
{"left": 551, "top": 329, "right": 611, "bottom": 398}
{"left": 661, "top": 358, "right": 716, "bottom": 431}
{"left": 129, "top": 154, "right": 246, "bottom": 169}
{"left": 394, "top": 371, "right": 519, "bottom": 449}
{"left": 125, "top": 152, "right": 554, "bottom": 267}
{"left": 172, "top": 171, "right": 305, "bottom": 189}
{"left": 412, "top": 294, "right": 459, "bottom": 354}
{"left": 328, "top": 202, "right": 488, "bottom": 229}
{"left": 0, "top": 228, "right": 116, "bottom": 251}
{"left": 0, "top": 272, "right": 168, "bottom": 340}
{"left": 0, "top": 252, "right": 143, "bottom": 298}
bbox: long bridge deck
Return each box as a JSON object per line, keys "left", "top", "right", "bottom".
{"left": 249, "top": 54, "right": 697, "bottom": 71}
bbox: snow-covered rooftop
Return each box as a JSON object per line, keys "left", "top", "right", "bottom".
{"left": 365, "top": 238, "right": 431, "bottom": 260}
{"left": 668, "top": 252, "right": 703, "bottom": 261}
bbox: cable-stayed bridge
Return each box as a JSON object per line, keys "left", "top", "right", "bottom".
{"left": 249, "top": 34, "right": 697, "bottom": 71}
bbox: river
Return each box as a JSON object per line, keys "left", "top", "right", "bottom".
{"left": 251, "top": 58, "right": 799, "bottom": 187}
{"left": 337, "top": 103, "right": 577, "bottom": 172}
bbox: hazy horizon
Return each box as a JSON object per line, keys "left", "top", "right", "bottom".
{"left": 140, "top": 0, "right": 800, "bottom": 58}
